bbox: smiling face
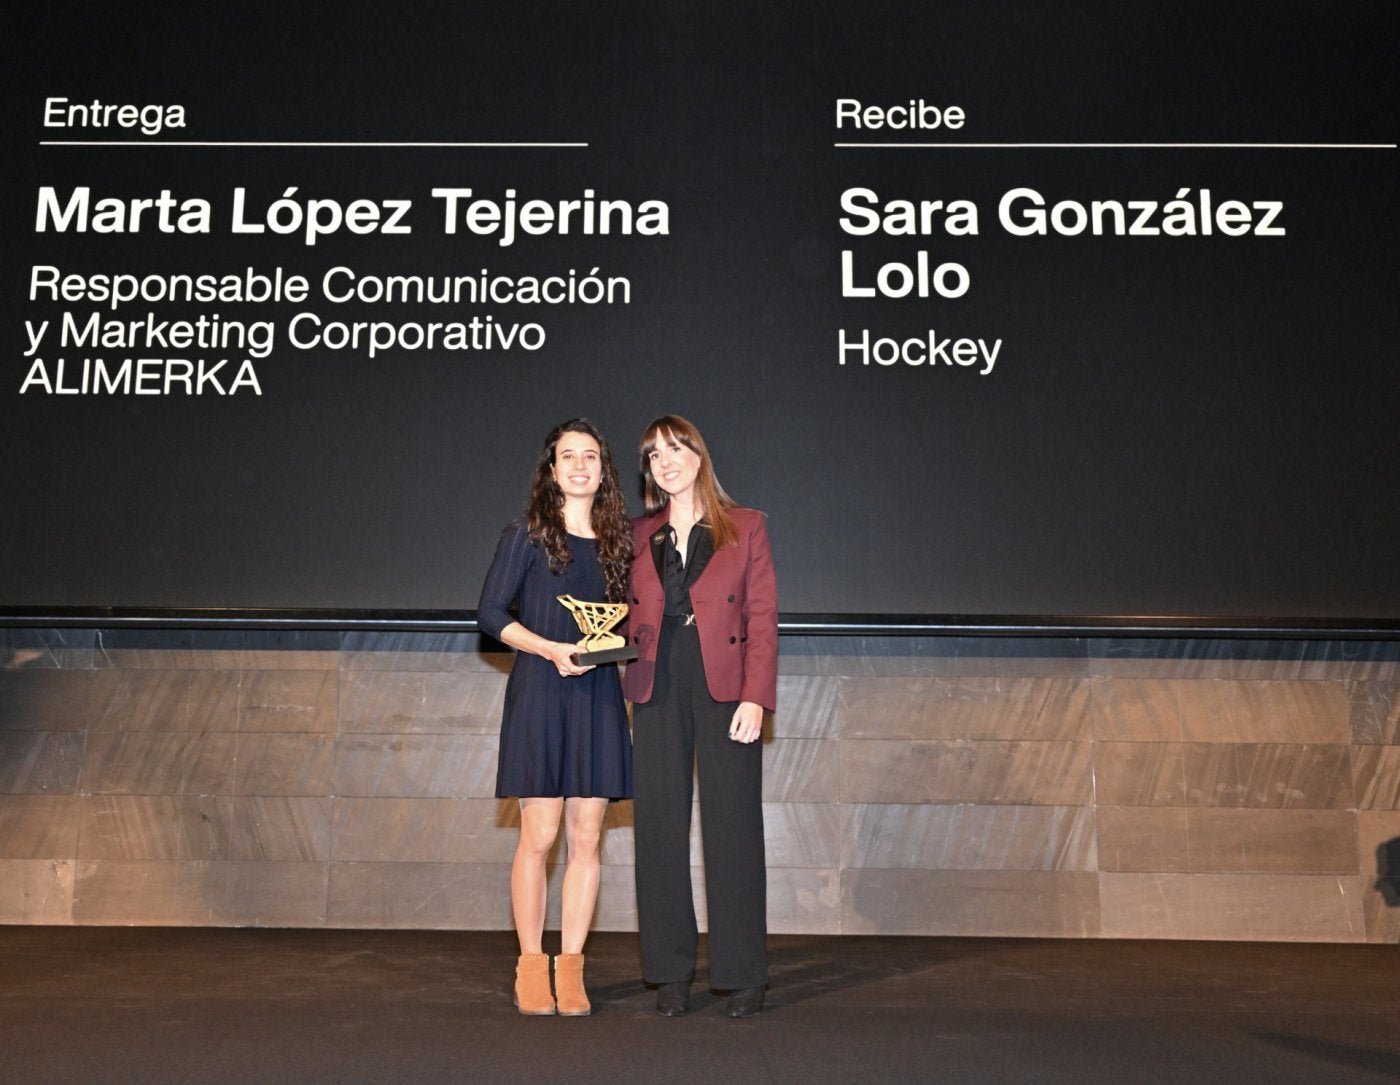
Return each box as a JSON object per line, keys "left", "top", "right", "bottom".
{"left": 552, "top": 431, "right": 602, "bottom": 500}
{"left": 646, "top": 428, "right": 702, "bottom": 501}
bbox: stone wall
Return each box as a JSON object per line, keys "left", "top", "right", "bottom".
{"left": 1, "top": 628, "right": 1396, "bottom": 940}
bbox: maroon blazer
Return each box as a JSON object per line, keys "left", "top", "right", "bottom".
{"left": 621, "top": 506, "right": 778, "bottom": 711}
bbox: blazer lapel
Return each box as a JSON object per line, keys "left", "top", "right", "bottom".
{"left": 648, "top": 519, "right": 669, "bottom": 583}
{"left": 684, "top": 525, "right": 715, "bottom": 587}
{"left": 646, "top": 514, "right": 715, "bottom": 591}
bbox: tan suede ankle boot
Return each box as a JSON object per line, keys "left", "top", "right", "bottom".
{"left": 553, "top": 954, "right": 591, "bottom": 1016}
{"left": 514, "top": 953, "right": 556, "bottom": 1015}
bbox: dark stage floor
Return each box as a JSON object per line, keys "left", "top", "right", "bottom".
{"left": 1, "top": 928, "right": 1397, "bottom": 1084}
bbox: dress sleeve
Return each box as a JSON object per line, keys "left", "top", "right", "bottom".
{"left": 476, "top": 523, "right": 534, "bottom": 641}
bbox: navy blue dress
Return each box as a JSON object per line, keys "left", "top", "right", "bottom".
{"left": 478, "top": 522, "right": 633, "bottom": 799}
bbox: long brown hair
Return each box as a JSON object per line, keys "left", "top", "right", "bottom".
{"left": 639, "top": 414, "right": 739, "bottom": 550}
{"left": 526, "top": 418, "right": 633, "bottom": 601}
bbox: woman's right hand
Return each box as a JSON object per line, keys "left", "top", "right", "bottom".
{"left": 543, "top": 639, "right": 595, "bottom": 677}
{"left": 496, "top": 622, "right": 596, "bottom": 677}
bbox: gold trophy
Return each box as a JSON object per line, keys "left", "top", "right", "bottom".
{"left": 557, "top": 594, "right": 638, "bottom": 665}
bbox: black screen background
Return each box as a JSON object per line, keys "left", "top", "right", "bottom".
{"left": 3, "top": 2, "right": 1396, "bottom": 630}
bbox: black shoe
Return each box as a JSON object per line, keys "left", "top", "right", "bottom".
{"left": 725, "top": 986, "right": 765, "bottom": 1018}
{"left": 656, "top": 981, "right": 691, "bottom": 1017}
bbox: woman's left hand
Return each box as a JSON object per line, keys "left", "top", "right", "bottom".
{"left": 728, "top": 701, "right": 764, "bottom": 744}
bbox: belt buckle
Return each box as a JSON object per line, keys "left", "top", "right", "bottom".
{"left": 683, "top": 613, "right": 696, "bottom": 626}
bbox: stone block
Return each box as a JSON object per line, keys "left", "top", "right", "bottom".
{"left": 1180, "top": 743, "right": 1353, "bottom": 809}
{"left": 237, "top": 670, "right": 338, "bottom": 732}
{"left": 1099, "top": 872, "right": 1367, "bottom": 941}
{"left": 1096, "top": 742, "right": 1353, "bottom": 809}
{"left": 1094, "top": 742, "right": 1188, "bottom": 806}
{"left": 0, "top": 858, "right": 74, "bottom": 923}
{"left": 773, "top": 674, "right": 839, "bottom": 738}
{"left": 768, "top": 867, "right": 842, "bottom": 934}
{"left": 1357, "top": 811, "right": 1400, "bottom": 876}
{"left": 1347, "top": 680, "right": 1400, "bottom": 744}
{"left": 338, "top": 670, "right": 507, "bottom": 735}
{"left": 1215, "top": 681, "right": 1350, "bottom": 743}
{"left": 221, "top": 860, "right": 330, "bottom": 925}
{"left": 0, "top": 670, "right": 96, "bottom": 731}
{"left": 89, "top": 670, "right": 241, "bottom": 732}
{"left": 1096, "top": 806, "right": 1190, "bottom": 873}
{"left": 1092, "top": 678, "right": 1350, "bottom": 743}
{"left": 762, "top": 738, "right": 838, "bottom": 803}
{"left": 841, "top": 869, "right": 1100, "bottom": 937}
{"left": 763, "top": 802, "right": 845, "bottom": 869}
{"left": 332, "top": 734, "right": 498, "bottom": 798}
{"left": 1362, "top": 889, "right": 1400, "bottom": 943}
{"left": 1353, "top": 746, "right": 1400, "bottom": 810}
{"left": 331, "top": 797, "right": 517, "bottom": 863}
{"left": 74, "top": 859, "right": 327, "bottom": 925}
{"left": 1098, "top": 806, "right": 1358, "bottom": 874}
{"left": 839, "top": 676, "right": 1090, "bottom": 741}
{"left": 327, "top": 861, "right": 514, "bottom": 929}
{"left": 230, "top": 797, "right": 332, "bottom": 861}
{"left": 0, "top": 795, "right": 81, "bottom": 858}
{"left": 0, "top": 731, "right": 84, "bottom": 794}
{"left": 845, "top": 803, "right": 1096, "bottom": 872}
{"left": 234, "top": 733, "right": 335, "bottom": 796}
{"left": 77, "top": 795, "right": 235, "bottom": 861}
{"left": 1090, "top": 678, "right": 1188, "bottom": 739}
{"left": 81, "top": 731, "right": 237, "bottom": 796}
{"left": 840, "top": 739, "right": 1092, "bottom": 805}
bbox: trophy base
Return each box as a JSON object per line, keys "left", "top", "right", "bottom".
{"left": 571, "top": 645, "right": 639, "bottom": 666}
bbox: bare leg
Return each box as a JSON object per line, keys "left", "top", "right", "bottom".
{"left": 512, "top": 797, "right": 563, "bottom": 954}
{"left": 559, "top": 797, "right": 609, "bottom": 954}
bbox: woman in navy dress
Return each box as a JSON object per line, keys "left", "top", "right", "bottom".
{"left": 477, "top": 418, "right": 633, "bottom": 1016}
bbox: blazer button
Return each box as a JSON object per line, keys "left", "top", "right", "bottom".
{"left": 727, "top": 594, "right": 735, "bottom": 603}
{"left": 633, "top": 635, "right": 640, "bottom": 643}
{"left": 729, "top": 636, "right": 737, "bottom": 644}
{"left": 632, "top": 596, "right": 640, "bottom": 604}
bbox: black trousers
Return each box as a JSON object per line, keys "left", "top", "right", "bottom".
{"left": 632, "top": 617, "right": 768, "bottom": 990}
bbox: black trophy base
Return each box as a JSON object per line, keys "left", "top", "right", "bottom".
{"left": 571, "top": 645, "right": 639, "bottom": 666}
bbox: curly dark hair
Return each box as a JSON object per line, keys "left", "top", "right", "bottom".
{"left": 526, "top": 418, "right": 633, "bottom": 601}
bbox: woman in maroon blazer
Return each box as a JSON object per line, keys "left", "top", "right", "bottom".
{"left": 622, "top": 414, "right": 778, "bottom": 1018}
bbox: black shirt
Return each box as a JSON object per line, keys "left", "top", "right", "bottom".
{"left": 659, "top": 522, "right": 713, "bottom": 618}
